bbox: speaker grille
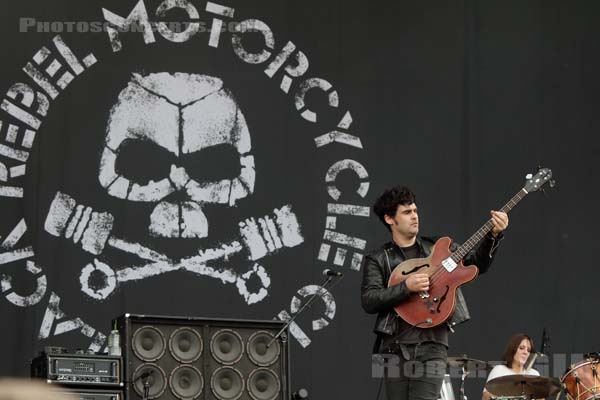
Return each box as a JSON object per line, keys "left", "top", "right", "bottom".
{"left": 210, "top": 366, "right": 244, "bottom": 400}
{"left": 247, "top": 331, "right": 280, "bottom": 367}
{"left": 247, "top": 368, "right": 280, "bottom": 400}
{"left": 132, "top": 363, "right": 167, "bottom": 399}
{"left": 169, "top": 327, "right": 203, "bottom": 363}
{"left": 133, "top": 326, "right": 166, "bottom": 362}
{"left": 117, "top": 315, "right": 289, "bottom": 400}
{"left": 210, "top": 329, "right": 244, "bottom": 365}
{"left": 169, "top": 365, "right": 203, "bottom": 399}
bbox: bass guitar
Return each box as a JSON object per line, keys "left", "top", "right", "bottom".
{"left": 387, "top": 168, "right": 554, "bottom": 328}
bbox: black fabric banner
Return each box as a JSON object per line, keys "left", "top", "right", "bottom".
{"left": 0, "top": 1, "right": 598, "bottom": 399}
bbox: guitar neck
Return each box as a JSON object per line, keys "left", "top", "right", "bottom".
{"left": 451, "top": 188, "right": 528, "bottom": 262}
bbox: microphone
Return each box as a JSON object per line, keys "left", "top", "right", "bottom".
{"left": 322, "top": 269, "right": 343, "bottom": 277}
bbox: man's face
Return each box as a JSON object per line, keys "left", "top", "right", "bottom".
{"left": 384, "top": 203, "right": 419, "bottom": 238}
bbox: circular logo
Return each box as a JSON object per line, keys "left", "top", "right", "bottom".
{"left": 0, "top": 1, "right": 371, "bottom": 351}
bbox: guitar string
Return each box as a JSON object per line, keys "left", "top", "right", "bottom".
{"left": 393, "top": 176, "right": 550, "bottom": 323}
{"left": 406, "top": 189, "right": 527, "bottom": 290}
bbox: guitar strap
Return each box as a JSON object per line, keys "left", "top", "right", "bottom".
{"left": 420, "top": 239, "right": 433, "bottom": 256}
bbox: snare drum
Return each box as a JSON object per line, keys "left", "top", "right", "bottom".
{"left": 561, "top": 359, "right": 600, "bottom": 400}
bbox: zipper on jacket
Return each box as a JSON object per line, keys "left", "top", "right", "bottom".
{"left": 383, "top": 313, "right": 392, "bottom": 331}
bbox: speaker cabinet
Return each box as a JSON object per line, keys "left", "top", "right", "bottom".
{"left": 115, "top": 314, "right": 290, "bottom": 400}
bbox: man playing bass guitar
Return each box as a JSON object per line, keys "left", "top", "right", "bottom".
{"left": 361, "top": 186, "right": 508, "bottom": 400}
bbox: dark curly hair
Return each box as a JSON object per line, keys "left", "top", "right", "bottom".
{"left": 373, "top": 186, "right": 416, "bottom": 231}
{"left": 501, "top": 333, "right": 534, "bottom": 368}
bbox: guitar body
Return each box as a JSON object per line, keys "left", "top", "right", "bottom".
{"left": 388, "top": 237, "right": 479, "bottom": 327}
{"left": 384, "top": 168, "right": 554, "bottom": 328}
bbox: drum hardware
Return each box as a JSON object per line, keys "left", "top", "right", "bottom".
{"left": 560, "top": 358, "right": 600, "bottom": 400}
{"left": 447, "top": 356, "right": 491, "bottom": 371}
{"left": 485, "top": 374, "right": 561, "bottom": 399}
{"left": 447, "top": 355, "right": 491, "bottom": 400}
{"left": 584, "top": 353, "right": 600, "bottom": 361}
{"left": 439, "top": 374, "right": 455, "bottom": 400}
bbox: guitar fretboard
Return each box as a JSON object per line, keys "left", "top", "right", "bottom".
{"left": 451, "top": 188, "right": 528, "bottom": 262}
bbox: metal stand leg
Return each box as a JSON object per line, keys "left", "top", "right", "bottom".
{"left": 143, "top": 379, "right": 150, "bottom": 400}
{"left": 460, "top": 366, "right": 469, "bottom": 400}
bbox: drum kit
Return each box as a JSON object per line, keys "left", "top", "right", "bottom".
{"left": 441, "top": 354, "right": 600, "bottom": 400}
{"left": 560, "top": 355, "right": 600, "bottom": 400}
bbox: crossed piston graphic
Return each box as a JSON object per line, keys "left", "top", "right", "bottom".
{"left": 44, "top": 191, "right": 304, "bottom": 304}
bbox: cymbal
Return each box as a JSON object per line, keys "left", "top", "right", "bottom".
{"left": 447, "top": 356, "right": 490, "bottom": 371}
{"left": 485, "top": 374, "right": 561, "bottom": 398}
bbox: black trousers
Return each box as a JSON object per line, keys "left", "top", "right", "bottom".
{"left": 383, "top": 342, "right": 448, "bottom": 400}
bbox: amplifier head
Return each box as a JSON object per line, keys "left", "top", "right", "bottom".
{"left": 30, "top": 353, "right": 122, "bottom": 387}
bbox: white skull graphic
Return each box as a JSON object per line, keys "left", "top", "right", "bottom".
{"left": 98, "top": 72, "right": 255, "bottom": 238}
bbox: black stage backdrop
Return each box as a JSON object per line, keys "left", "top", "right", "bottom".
{"left": 0, "top": 1, "right": 598, "bottom": 399}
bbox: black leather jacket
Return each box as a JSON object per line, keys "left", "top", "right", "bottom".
{"left": 361, "top": 234, "right": 502, "bottom": 345}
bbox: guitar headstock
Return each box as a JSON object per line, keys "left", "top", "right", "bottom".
{"left": 524, "top": 167, "right": 554, "bottom": 193}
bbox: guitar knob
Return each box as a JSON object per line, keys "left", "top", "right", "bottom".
{"left": 433, "top": 298, "right": 438, "bottom": 303}
{"left": 429, "top": 308, "right": 435, "bottom": 314}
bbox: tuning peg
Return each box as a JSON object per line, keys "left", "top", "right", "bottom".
{"left": 549, "top": 179, "right": 556, "bottom": 188}
{"left": 526, "top": 173, "right": 533, "bottom": 179}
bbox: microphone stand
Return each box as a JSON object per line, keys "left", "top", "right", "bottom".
{"left": 143, "top": 380, "right": 150, "bottom": 400}
{"left": 267, "top": 275, "right": 339, "bottom": 349}
{"left": 132, "top": 370, "right": 153, "bottom": 400}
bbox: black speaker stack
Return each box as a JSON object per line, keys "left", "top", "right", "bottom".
{"left": 114, "top": 314, "right": 290, "bottom": 400}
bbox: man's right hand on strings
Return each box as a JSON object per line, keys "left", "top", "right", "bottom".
{"left": 405, "top": 273, "right": 429, "bottom": 292}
